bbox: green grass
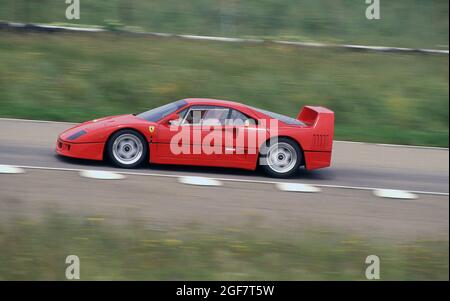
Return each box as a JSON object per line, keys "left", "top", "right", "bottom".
{"left": 0, "top": 213, "right": 447, "bottom": 280}
{"left": 1, "top": 0, "right": 448, "bottom": 48}
{"left": 0, "top": 31, "right": 448, "bottom": 146}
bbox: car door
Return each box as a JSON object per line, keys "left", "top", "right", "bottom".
{"left": 183, "top": 105, "right": 229, "bottom": 164}
{"left": 223, "top": 109, "right": 261, "bottom": 165}
{"left": 153, "top": 105, "right": 230, "bottom": 166}
{"left": 151, "top": 106, "right": 191, "bottom": 163}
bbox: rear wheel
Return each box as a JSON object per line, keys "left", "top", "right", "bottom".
{"left": 260, "top": 138, "right": 302, "bottom": 178}
{"left": 106, "top": 130, "right": 148, "bottom": 168}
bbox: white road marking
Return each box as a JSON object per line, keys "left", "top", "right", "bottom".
{"left": 333, "top": 140, "right": 448, "bottom": 150}
{"left": 79, "top": 170, "right": 125, "bottom": 180}
{"left": 0, "top": 117, "right": 75, "bottom": 125}
{"left": 178, "top": 176, "right": 222, "bottom": 186}
{"left": 374, "top": 143, "right": 449, "bottom": 150}
{"left": 276, "top": 182, "right": 321, "bottom": 193}
{"left": 179, "top": 34, "right": 262, "bottom": 43}
{"left": 0, "top": 165, "right": 25, "bottom": 174}
{"left": 4, "top": 164, "right": 449, "bottom": 196}
{"left": 373, "top": 189, "right": 418, "bottom": 200}
{"left": 4, "top": 22, "right": 449, "bottom": 55}
{"left": 36, "top": 24, "right": 104, "bottom": 32}
{"left": 0, "top": 118, "right": 447, "bottom": 151}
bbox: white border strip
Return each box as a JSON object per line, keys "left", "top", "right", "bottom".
{"left": 276, "top": 182, "right": 321, "bottom": 193}
{"left": 0, "top": 164, "right": 25, "bottom": 174}
{"left": 79, "top": 170, "right": 125, "bottom": 180}
{"left": 178, "top": 176, "right": 222, "bottom": 186}
{"left": 373, "top": 189, "right": 418, "bottom": 200}
{"left": 9, "top": 164, "right": 449, "bottom": 196}
{"left": 333, "top": 140, "right": 448, "bottom": 151}
{"left": 0, "top": 117, "right": 75, "bottom": 125}
{"left": 1, "top": 21, "right": 448, "bottom": 55}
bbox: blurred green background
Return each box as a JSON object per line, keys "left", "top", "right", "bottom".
{"left": 0, "top": 0, "right": 448, "bottom": 147}
{"left": 1, "top": 0, "right": 449, "bottom": 48}
{"left": 0, "top": 214, "right": 448, "bottom": 280}
{"left": 0, "top": 32, "right": 448, "bottom": 146}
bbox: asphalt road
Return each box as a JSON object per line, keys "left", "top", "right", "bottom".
{"left": 0, "top": 118, "right": 448, "bottom": 193}
{"left": 0, "top": 118, "right": 448, "bottom": 239}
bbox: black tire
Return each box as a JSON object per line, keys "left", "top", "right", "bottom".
{"left": 259, "top": 137, "right": 302, "bottom": 178}
{"left": 106, "top": 129, "right": 148, "bottom": 168}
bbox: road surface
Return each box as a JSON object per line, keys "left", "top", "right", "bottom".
{"left": 0, "top": 118, "right": 448, "bottom": 239}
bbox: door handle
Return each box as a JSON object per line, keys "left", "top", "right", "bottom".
{"left": 222, "top": 127, "right": 238, "bottom": 136}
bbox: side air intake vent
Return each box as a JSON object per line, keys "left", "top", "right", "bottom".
{"left": 313, "top": 134, "right": 330, "bottom": 149}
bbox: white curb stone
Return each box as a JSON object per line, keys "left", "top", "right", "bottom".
{"left": 79, "top": 170, "right": 125, "bottom": 180}
{"left": 373, "top": 189, "right": 418, "bottom": 200}
{"left": 0, "top": 165, "right": 25, "bottom": 174}
{"left": 178, "top": 176, "right": 222, "bottom": 186}
{"left": 275, "top": 182, "right": 321, "bottom": 193}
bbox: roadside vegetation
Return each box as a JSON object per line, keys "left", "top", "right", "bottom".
{"left": 0, "top": 213, "right": 448, "bottom": 280}
{"left": 0, "top": 32, "right": 448, "bottom": 146}
{"left": 1, "top": 0, "right": 448, "bottom": 48}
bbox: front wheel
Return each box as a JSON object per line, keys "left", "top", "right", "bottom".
{"left": 106, "top": 130, "right": 148, "bottom": 168}
{"left": 260, "top": 138, "right": 302, "bottom": 178}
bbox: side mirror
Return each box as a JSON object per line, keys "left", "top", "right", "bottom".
{"left": 167, "top": 113, "right": 181, "bottom": 125}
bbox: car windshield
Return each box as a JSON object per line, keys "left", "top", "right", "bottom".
{"left": 251, "top": 107, "right": 305, "bottom": 125}
{"left": 137, "top": 100, "right": 187, "bottom": 122}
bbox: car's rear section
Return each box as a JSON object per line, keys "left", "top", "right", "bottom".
{"left": 296, "top": 106, "right": 334, "bottom": 170}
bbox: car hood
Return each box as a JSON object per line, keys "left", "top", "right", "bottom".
{"left": 59, "top": 114, "right": 147, "bottom": 142}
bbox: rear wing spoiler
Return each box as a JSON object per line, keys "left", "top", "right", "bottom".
{"left": 297, "top": 106, "right": 334, "bottom": 168}
{"left": 298, "top": 106, "right": 334, "bottom": 152}
{"left": 297, "top": 106, "right": 334, "bottom": 131}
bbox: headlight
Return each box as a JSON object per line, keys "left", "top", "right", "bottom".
{"left": 67, "top": 130, "right": 87, "bottom": 141}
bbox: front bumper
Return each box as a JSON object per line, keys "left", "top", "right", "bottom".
{"left": 56, "top": 138, "right": 105, "bottom": 161}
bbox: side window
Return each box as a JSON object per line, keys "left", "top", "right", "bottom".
{"left": 176, "top": 108, "right": 189, "bottom": 123}
{"left": 168, "top": 108, "right": 188, "bottom": 126}
{"left": 182, "top": 106, "right": 230, "bottom": 126}
{"left": 227, "top": 109, "right": 256, "bottom": 126}
{"left": 177, "top": 108, "right": 189, "bottom": 119}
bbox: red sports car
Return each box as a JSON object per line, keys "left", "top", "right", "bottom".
{"left": 56, "top": 98, "right": 334, "bottom": 177}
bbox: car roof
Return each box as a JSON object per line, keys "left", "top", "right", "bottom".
{"left": 184, "top": 98, "right": 250, "bottom": 110}
{"left": 182, "top": 98, "right": 303, "bottom": 126}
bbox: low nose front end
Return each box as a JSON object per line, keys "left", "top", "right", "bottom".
{"left": 56, "top": 126, "right": 105, "bottom": 161}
